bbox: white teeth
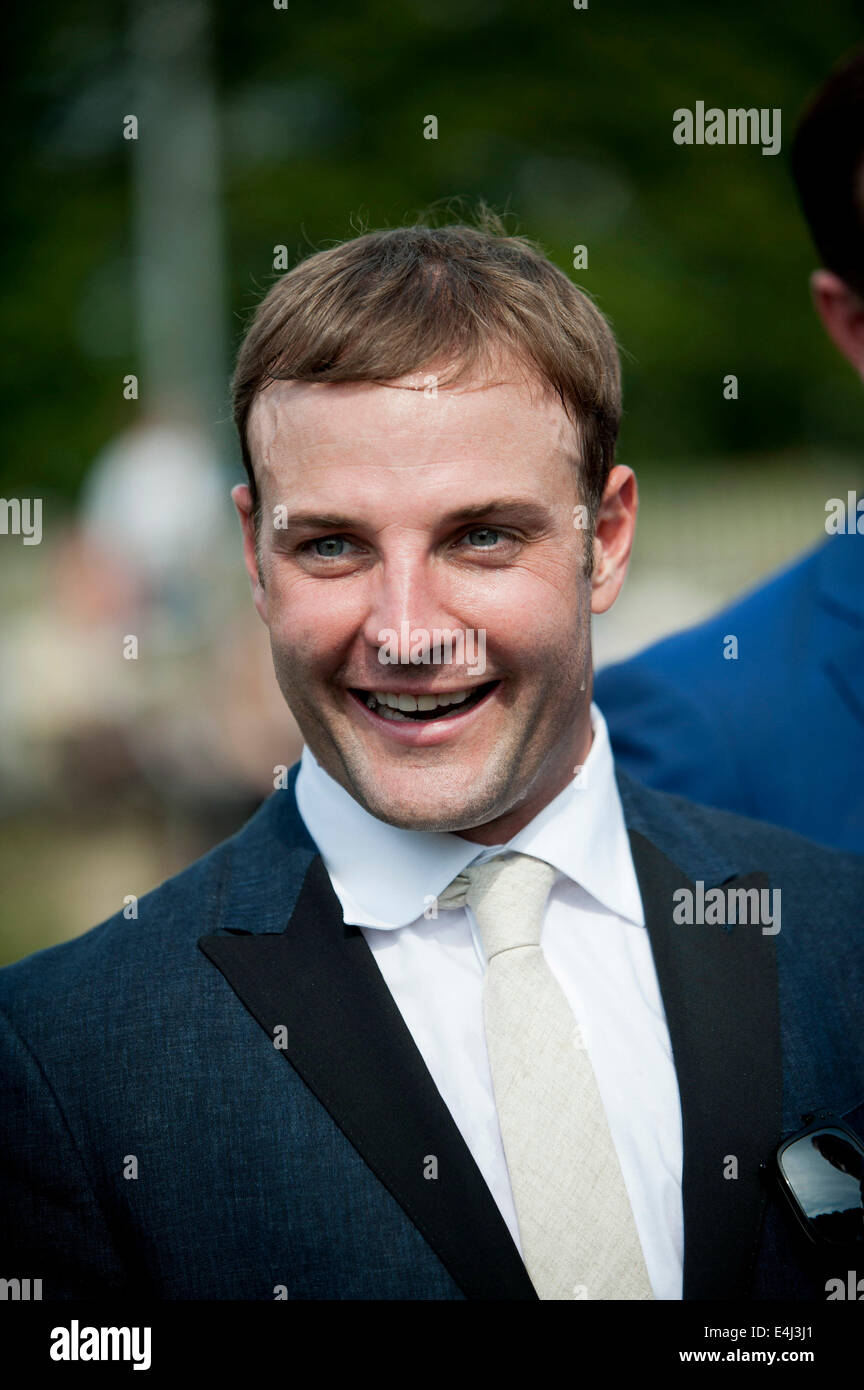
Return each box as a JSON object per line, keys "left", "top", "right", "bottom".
{"left": 361, "top": 686, "right": 478, "bottom": 715}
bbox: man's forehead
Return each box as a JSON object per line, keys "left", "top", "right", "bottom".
{"left": 246, "top": 368, "right": 578, "bottom": 473}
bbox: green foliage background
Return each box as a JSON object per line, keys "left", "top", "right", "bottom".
{"left": 3, "top": 0, "right": 864, "bottom": 501}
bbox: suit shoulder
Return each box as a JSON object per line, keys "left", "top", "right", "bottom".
{"left": 623, "top": 776, "right": 864, "bottom": 1008}
{"left": 621, "top": 771, "right": 864, "bottom": 892}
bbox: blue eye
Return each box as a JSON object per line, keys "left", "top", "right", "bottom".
{"left": 466, "top": 528, "right": 500, "bottom": 548}
{"left": 313, "top": 536, "right": 348, "bottom": 557}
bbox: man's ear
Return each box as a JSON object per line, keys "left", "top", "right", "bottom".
{"left": 590, "top": 465, "right": 638, "bottom": 616}
{"left": 231, "top": 483, "right": 268, "bottom": 624}
{"left": 810, "top": 269, "right": 864, "bottom": 381}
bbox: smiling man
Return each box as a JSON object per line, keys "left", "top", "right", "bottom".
{"left": 232, "top": 359, "right": 620, "bottom": 841}
{"left": 1, "top": 215, "right": 863, "bottom": 1303}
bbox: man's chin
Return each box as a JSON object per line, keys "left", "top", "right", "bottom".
{"left": 344, "top": 773, "right": 506, "bottom": 836}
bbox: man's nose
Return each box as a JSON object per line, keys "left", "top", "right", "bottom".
{"left": 360, "top": 557, "right": 453, "bottom": 656}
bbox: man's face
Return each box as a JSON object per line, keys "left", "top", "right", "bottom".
{"left": 235, "top": 357, "right": 634, "bottom": 842}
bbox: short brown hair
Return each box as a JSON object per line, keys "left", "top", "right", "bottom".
{"left": 232, "top": 208, "right": 622, "bottom": 526}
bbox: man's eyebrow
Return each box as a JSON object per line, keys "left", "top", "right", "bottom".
{"left": 272, "top": 513, "right": 358, "bottom": 533}
{"left": 438, "top": 499, "right": 553, "bottom": 526}
{"left": 272, "top": 500, "right": 554, "bottom": 534}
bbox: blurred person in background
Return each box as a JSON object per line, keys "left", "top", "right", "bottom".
{"left": 596, "top": 49, "right": 864, "bottom": 853}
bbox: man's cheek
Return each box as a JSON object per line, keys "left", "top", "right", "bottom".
{"left": 273, "top": 582, "right": 361, "bottom": 642}
{"left": 270, "top": 622, "right": 346, "bottom": 690}
{"left": 271, "top": 632, "right": 321, "bottom": 679}
{"left": 266, "top": 588, "right": 335, "bottom": 643}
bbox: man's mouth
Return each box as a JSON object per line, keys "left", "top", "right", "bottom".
{"left": 348, "top": 680, "right": 500, "bottom": 722}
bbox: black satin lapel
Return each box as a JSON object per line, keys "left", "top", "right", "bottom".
{"left": 628, "top": 830, "right": 782, "bottom": 1300}
{"left": 198, "top": 855, "right": 537, "bottom": 1301}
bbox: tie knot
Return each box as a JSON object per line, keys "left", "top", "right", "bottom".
{"left": 439, "top": 852, "right": 557, "bottom": 960}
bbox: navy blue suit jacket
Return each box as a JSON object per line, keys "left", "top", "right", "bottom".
{"left": 1, "top": 766, "right": 862, "bottom": 1299}
{"left": 596, "top": 532, "right": 864, "bottom": 853}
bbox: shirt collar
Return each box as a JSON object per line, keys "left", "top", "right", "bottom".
{"left": 294, "top": 703, "right": 644, "bottom": 929}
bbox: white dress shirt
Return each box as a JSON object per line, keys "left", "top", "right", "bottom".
{"left": 295, "top": 705, "right": 684, "bottom": 1299}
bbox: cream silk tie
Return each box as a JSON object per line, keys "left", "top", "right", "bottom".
{"left": 439, "top": 852, "right": 654, "bottom": 1301}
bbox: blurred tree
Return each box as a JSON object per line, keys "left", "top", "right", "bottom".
{"left": 3, "top": 0, "right": 864, "bottom": 502}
